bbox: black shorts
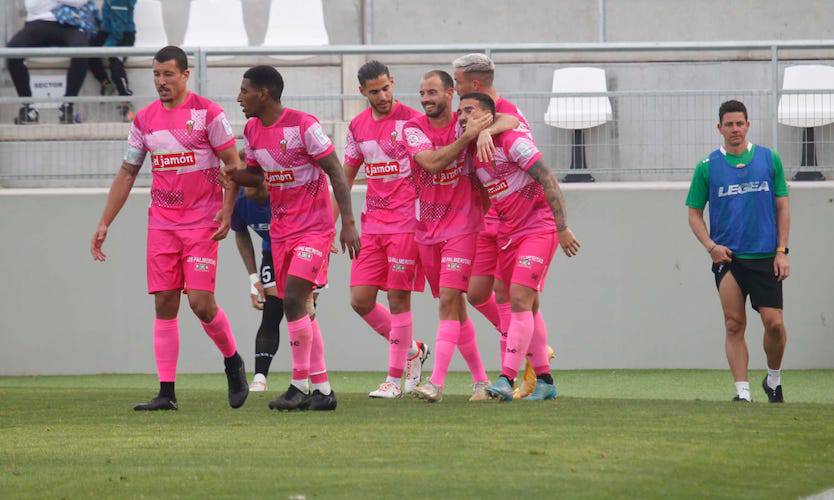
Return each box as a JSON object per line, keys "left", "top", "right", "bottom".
{"left": 712, "top": 257, "right": 783, "bottom": 311}
{"left": 260, "top": 251, "right": 276, "bottom": 289}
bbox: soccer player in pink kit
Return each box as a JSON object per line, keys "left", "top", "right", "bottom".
{"left": 90, "top": 46, "right": 249, "bottom": 411}
{"left": 342, "top": 61, "right": 430, "bottom": 399}
{"left": 453, "top": 53, "right": 554, "bottom": 399}
{"left": 403, "top": 70, "right": 519, "bottom": 403}
{"left": 454, "top": 93, "right": 581, "bottom": 401}
{"left": 233, "top": 65, "right": 361, "bottom": 411}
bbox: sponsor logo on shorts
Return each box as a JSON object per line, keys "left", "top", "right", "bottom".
{"left": 365, "top": 161, "right": 401, "bottom": 178}
{"left": 194, "top": 263, "right": 209, "bottom": 272}
{"left": 392, "top": 263, "right": 406, "bottom": 272}
{"left": 441, "top": 256, "right": 471, "bottom": 271}
{"left": 186, "top": 256, "right": 216, "bottom": 266}
{"left": 433, "top": 163, "right": 463, "bottom": 185}
{"left": 717, "top": 181, "right": 770, "bottom": 197}
{"left": 152, "top": 151, "right": 196, "bottom": 171}
{"left": 267, "top": 170, "right": 295, "bottom": 185}
{"left": 518, "top": 255, "right": 544, "bottom": 268}
{"left": 486, "top": 180, "right": 509, "bottom": 198}
{"left": 295, "top": 245, "right": 323, "bottom": 261}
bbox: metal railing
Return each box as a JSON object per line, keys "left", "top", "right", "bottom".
{"left": 2, "top": 41, "right": 834, "bottom": 185}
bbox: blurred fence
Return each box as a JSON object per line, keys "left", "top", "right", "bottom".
{"left": 2, "top": 42, "right": 834, "bottom": 185}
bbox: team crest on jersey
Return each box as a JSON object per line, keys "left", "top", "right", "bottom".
{"left": 186, "top": 119, "right": 194, "bottom": 134}
{"left": 280, "top": 139, "right": 288, "bottom": 151}
{"left": 390, "top": 130, "right": 398, "bottom": 142}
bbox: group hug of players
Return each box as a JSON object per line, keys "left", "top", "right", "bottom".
{"left": 94, "top": 42, "right": 789, "bottom": 411}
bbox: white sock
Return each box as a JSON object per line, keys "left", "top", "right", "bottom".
{"left": 735, "top": 381, "right": 751, "bottom": 401}
{"left": 253, "top": 373, "right": 266, "bottom": 383}
{"left": 291, "top": 379, "right": 309, "bottom": 393}
{"left": 312, "top": 381, "right": 332, "bottom": 395}
{"left": 386, "top": 376, "right": 400, "bottom": 385}
{"left": 407, "top": 341, "right": 419, "bottom": 358}
{"left": 767, "top": 368, "right": 781, "bottom": 390}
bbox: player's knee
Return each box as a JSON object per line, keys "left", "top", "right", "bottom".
{"left": 350, "top": 295, "right": 374, "bottom": 316}
{"left": 189, "top": 299, "right": 216, "bottom": 323}
{"left": 466, "top": 287, "right": 490, "bottom": 307}
{"left": 387, "top": 290, "right": 410, "bottom": 314}
{"left": 438, "top": 291, "right": 459, "bottom": 318}
{"left": 282, "top": 294, "right": 306, "bottom": 320}
{"left": 724, "top": 317, "right": 746, "bottom": 337}
{"left": 762, "top": 314, "right": 784, "bottom": 335}
{"left": 509, "top": 289, "right": 535, "bottom": 312}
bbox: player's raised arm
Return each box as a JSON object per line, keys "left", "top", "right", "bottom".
{"left": 526, "top": 160, "right": 580, "bottom": 257}
{"left": 476, "top": 112, "right": 520, "bottom": 162}
{"left": 410, "top": 113, "right": 490, "bottom": 174}
{"left": 318, "top": 152, "right": 361, "bottom": 259}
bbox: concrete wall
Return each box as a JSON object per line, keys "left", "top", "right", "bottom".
{"left": 1, "top": 184, "right": 832, "bottom": 376}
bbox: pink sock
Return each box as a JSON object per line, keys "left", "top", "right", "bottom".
{"left": 530, "top": 311, "right": 551, "bottom": 375}
{"left": 473, "top": 292, "right": 501, "bottom": 330}
{"left": 497, "top": 301, "right": 511, "bottom": 365}
{"left": 287, "top": 316, "right": 313, "bottom": 381}
{"left": 154, "top": 317, "right": 179, "bottom": 382}
{"left": 361, "top": 303, "right": 391, "bottom": 340}
{"left": 429, "top": 320, "right": 460, "bottom": 388}
{"left": 388, "top": 312, "right": 413, "bottom": 379}
{"left": 458, "top": 318, "right": 488, "bottom": 383}
{"left": 200, "top": 307, "right": 237, "bottom": 358}
{"left": 309, "top": 318, "right": 328, "bottom": 384}
{"left": 502, "top": 311, "right": 534, "bottom": 380}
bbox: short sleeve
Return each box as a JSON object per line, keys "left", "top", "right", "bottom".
{"left": 404, "top": 122, "right": 433, "bottom": 157}
{"left": 124, "top": 119, "right": 147, "bottom": 167}
{"left": 771, "top": 151, "right": 789, "bottom": 197}
{"left": 685, "top": 159, "right": 710, "bottom": 209}
{"left": 343, "top": 127, "right": 364, "bottom": 168}
{"left": 302, "top": 118, "right": 335, "bottom": 160}
{"left": 206, "top": 108, "right": 236, "bottom": 153}
{"left": 242, "top": 134, "right": 259, "bottom": 168}
{"left": 506, "top": 134, "right": 542, "bottom": 171}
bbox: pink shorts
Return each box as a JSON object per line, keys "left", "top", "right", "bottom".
{"left": 351, "top": 232, "right": 425, "bottom": 292}
{"left": 472, "top": 217, "right": 500, "bottom": 278}
{"left": 498, "top": 231, "right": 558, "bottom": 292}
{"left": 418, "top": 232, "right": 477, "bottom": 298}
{"left": 147, "top": 227, "right": 218, "bottom": 294}
{"left": 270, "top": 233, "right": 333, "bottom": 299}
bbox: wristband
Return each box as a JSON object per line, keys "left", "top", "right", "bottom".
{"left": 249, "top": 273, "right": 260, "bottom": 295}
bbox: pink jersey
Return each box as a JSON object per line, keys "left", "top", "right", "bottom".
{"left": 403, "top": 112, "right": 484, "bottom": 245}
{"left": 344, "top": 102, "right": 421, "bottom": 235}
{"left": 243, "top": 108, "right": 336, "bottom": 243}
{"left": 472, "top": 129, "right": 555, "bottom": 240}
{"left": 485, "top": 97, "right": 532, "bottom": 225}
{"left": 125, "top": 92, "right": 236, "bottom": 230}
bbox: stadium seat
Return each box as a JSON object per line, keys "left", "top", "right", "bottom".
{"left": 183, "top": 0, "right": 249, "bottom": 56}
{"left": 134, "top": 0, "right": 168, "bottom": 50}
{"left": 262, "top": 0, "right": 329, "bottom": 60}
{"left": 777, "top": 64, "right": 834, "bottom": 180}
{"left": 544, "top": 67, "right": 612, "bottom": 182}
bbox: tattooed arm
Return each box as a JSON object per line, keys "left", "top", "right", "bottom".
{"left": 526, "top": 160, "right": 581, "bottom": 257}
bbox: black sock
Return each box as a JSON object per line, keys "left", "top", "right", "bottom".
{"left": 224, "top": 352, "right": 243, "bottom": 371}
{"left": 255, "top": 296, "right": 283, "bottom": 376}
{"left": 537, "top": 373, "right": 554, "bottom": 385}
{"left": 500, "top": 374, "right": 515, "bottom": 387}
{"left": 159, "top": 382, "right": 175, "bottom": 401}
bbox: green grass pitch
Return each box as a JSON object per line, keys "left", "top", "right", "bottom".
{"left": 2, "top": 370, "right": 833, "bottom": 499}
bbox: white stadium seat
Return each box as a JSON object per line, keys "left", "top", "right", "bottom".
{"left": 262, "top": 0, "right": 329, "bottom": 60}
{"left": 183, "top": 0, "right": 249, "bottom": 49}
{"left": 544, "top": 67, "right": 612, "bottom": 130}
{"left": 778, "top": 64, "right": 834, "bottom": 128}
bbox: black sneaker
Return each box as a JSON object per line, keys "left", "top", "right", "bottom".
{"left": 225, "top": 360, "right": 249, "bottom": 409}
{"left": 268, "top": 384, "right": 310, "bottom": 411}
{"left": 59, "top": 103, "right": 78, "bottom": 124}
{"left": 762, "top": 376, "right": 784, "bottom": 403}
{"left": 14, "top": 104, "right": 38, "bottom": 124}
{"left": 307, "top": 389, "right": 337, "bottom": 411}
{"left": 732, "top": 395, "right": 752, "bottom": 403}
{"left": 134, "top": 396, "right": 178, "bottom": 411}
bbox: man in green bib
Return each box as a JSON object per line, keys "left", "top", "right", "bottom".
{"left": 686, "top": 100, "right": 790, "bottom": 403}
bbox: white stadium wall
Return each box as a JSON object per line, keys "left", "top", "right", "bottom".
{"left": 1, "top": 183, "right": 832, "bottom": 376}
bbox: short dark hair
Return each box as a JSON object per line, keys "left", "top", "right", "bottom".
{"left": 243, "top": 65, "right": 284, "bottom": 101}
{"left": 460, "top": 92, "right": 495, "bottom": 116}
{"left": 719, "top": 100, "right": 748, "bottom": 122}
{"left": 357, "top": 60, "right": 390, "bottom": 86}
{"left": 154, "top": 46, "right": 188, "bottom": 72}
{"left": 423, "top": 70, "right": 454, "bottom": 90}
